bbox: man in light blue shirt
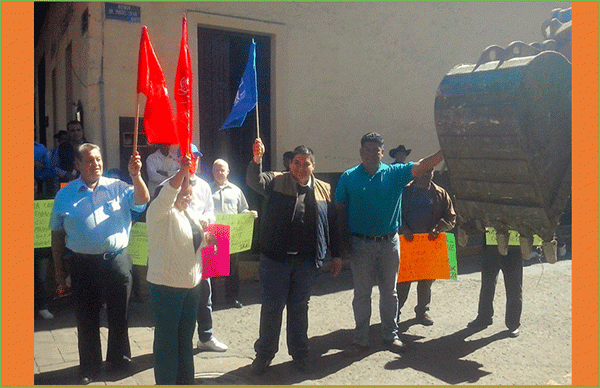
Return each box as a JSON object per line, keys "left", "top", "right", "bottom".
{"left": 50, "top": 143, "right": 149, "bottom": 384}
{"left": 334, "top": 132, "right": 443, "bottom": 356}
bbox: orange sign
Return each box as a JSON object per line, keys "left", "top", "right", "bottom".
{"left": 397, "top": 232, "right": 457, "bottom": 283}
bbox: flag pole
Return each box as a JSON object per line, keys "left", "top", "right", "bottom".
{"left": 255, "top": 100, "right": 260, "bottom": 139}
{"left": 133, "top": 93, "right": 140, "bottom": 154}
{"left": 255, "top": 39, "right": 259, "bottom": 139}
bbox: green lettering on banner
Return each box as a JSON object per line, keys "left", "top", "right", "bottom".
{"left": 485, "top": 227, "right": 543, "bottom": 246}
{"left": 215, "top": 213, "right": 255, "bottom": 254}
{"left": 446, "top": 233, "right": 458, "bottom": 280}
{"left": 398, "top": 233, "right": 457, "bottom": 283}
{"left": 34, "top": 200, "right": 54, "bottom": 248}
{"left": 128, "top": 222, "right": 149, "bottom": 266}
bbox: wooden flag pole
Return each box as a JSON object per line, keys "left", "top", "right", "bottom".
{"left": 133, "top": 93, "right": 140, "bottom": 154}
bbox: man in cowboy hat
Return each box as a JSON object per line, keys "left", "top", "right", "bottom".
{"left": 389, "top": 145, "right": 411, "bottom": 164}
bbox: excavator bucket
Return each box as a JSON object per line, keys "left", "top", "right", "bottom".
{"left": 435, "top": 44, "right": 571, "bottom": 243}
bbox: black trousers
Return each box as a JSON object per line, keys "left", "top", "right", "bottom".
{"left": 69, "top": 251, "right": 132, "bottom": 374}
{"left": 34, "top": 248, "right": 52, "bottom": 311}
{"left": 476, "top": 247, "right": 523, "bottom": 331}
{"left": 224, "top": 253, "right": 241, "bottom": 302}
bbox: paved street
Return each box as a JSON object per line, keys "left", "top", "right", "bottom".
{"left": 34, "top": 250, "right": 572, "bottom": 386}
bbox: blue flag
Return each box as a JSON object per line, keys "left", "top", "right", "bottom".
{"left": 219, "top": 40, "right": 257, "bottom": 130}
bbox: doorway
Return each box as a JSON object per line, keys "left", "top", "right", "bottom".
{"left": 196, "top": 27, "right": 271, "bottom": 186}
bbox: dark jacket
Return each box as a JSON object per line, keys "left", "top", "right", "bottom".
{"left": 246, "top": 161, "right": 340, "bottom": 267}
{"left": 399, "top": 181, "right": 457, "bottom": 235}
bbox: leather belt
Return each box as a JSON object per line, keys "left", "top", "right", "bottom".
{"left": 74, "top": 248, "right": 125, "bottom": 261}
{"left": 351, "top": 232, "right": 396, "bottom": 242}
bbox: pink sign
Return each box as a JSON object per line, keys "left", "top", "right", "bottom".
{"left": 201, "top": 224, "right": 231, "bottom": 279}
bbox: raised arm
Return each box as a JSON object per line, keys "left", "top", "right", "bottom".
{"left": 169, "top": 156, "right": 190, "bottom": 190}
{"left": 129, "top": 151, "right": 150, "bottom": 205}
{"left": 411, "top": 150, "right": 444, "bottom": 178}
{"left": 246, "top": 138, "right": 276, "bottom": 197}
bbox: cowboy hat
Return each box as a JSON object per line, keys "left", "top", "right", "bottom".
{"left": 389, "top": 145, "right": 411, "bottom": 158}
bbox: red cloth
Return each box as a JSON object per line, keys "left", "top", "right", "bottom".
{"left": 174, "top": 18, "right": 196, "bottom": 173}
{"left": 137, "top": 26, "right": 178, "bottom": 144}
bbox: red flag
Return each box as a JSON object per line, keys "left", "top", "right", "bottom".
{"left": 174, "top": 17, "right": 196, "bottom": 173}
{"left": 137, "top": 26, "right": 178, "bottom": 144}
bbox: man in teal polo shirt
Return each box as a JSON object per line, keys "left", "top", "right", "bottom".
{"left": 334, "top": 132, "right": 443, "bottom": 355}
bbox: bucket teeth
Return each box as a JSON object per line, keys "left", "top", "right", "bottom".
{"left": 542, "top": 239, "right": 558, "bottom": 264}
{"left": 519, "top": 236, "right": 534, "bottom": 260}
{"left": 497, "top": 233, "right": 509, "bottom": 256}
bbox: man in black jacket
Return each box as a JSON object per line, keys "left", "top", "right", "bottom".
{"left": 246, "top": 138, "right": 341, "bottom": 374}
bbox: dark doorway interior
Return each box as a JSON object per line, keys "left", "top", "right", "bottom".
{"left": 119, "top": 116, "right": 152, "bottom": 185}
{"left": 196, "top": 27, "right": 271, "bottom": 187}
{"left": 37, "top": 57, "right": 47, "bottom": 145}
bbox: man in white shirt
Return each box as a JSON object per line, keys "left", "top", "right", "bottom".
{"left": 211, "top": 159, "right": 258, "bottom": 308}
{"left": 146, "top": 144, "right": 180, "bottom": 197}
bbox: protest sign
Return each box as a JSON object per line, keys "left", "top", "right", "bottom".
{"left": 397, "top": 232, "right": 457, "bottom": 283}
{"left": 202, "top": 224, "right": 231, "bottom": 278}
{"left": 215, "top": 213, "right": 254, "bottom": 253}
{"left": 127, "top": 222, "right": 149, "bottom": 266}
{"left": 34, "top": 200, "right": 54, "bottom": 248}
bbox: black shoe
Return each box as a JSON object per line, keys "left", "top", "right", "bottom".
{"left": 417, "top": 312, "right": 434, "bottom": 326}
{"left": 343, "top": 343, "right": 370, "bottom": 358}
{"left": 249, "top": 356, "right": 271, "bottom": 376}
{"left": 229, "top": 300, "right": 243, "bottom": 309}
{"left": 106, "top": 356, "right": 132, "bottom": 372}
{"left": 79, "top": 371, "right": 100, "bottom": 385}
{"left": 384, "top": 338, "right": 407, "bottom": 353}
{"left": 508, "top": 328, "right": 520, "bottom": 338}
{"left": 292, "top": 357, "right": 309, "bottom": 373}
{"left": 467, "top": 317, "right": 492, "bottom": 329}
{"left": 79, "top": 365, "right": 101, "bottom": 385}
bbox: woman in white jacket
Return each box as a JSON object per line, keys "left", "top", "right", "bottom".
{"left": 146, "top": 156, "right": 215, "bottom": 385}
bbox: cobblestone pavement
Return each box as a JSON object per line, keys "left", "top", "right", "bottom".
{"left": 34, "top": 251, "right": 572, "bottom": 386}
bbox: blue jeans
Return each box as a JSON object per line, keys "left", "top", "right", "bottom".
{"left": 149, "top": 282, "right": 201, "bottom": 385}
{"left": 350, "top": 235, "right": 400, "bottom": 346}
{"left": 254, "top": 254, "right": 318, "bottom": 361}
